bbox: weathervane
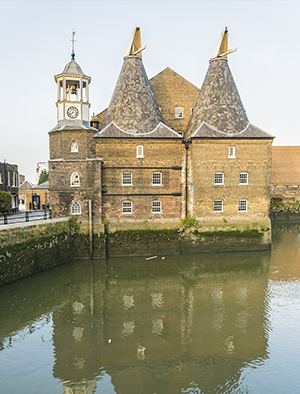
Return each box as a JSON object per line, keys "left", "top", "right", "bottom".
{"left": 70, "top": 31, "right": 77, "bottom": 60}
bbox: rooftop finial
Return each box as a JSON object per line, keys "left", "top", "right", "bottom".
{"left": 210, "top": 28, "right": 237, "bottom": 61}
{"left": 124, "top": 27, "right": 147, "bottom": 57}
{"left": 70, "top": 31, "right": 77, "bottom": 60}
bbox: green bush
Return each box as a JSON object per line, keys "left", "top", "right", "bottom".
{"left": 0, "top": 191, "right": 11, "bottom": 213}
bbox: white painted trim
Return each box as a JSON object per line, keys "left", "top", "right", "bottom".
{"left": 95, "top": 121, "right": 182, "bottom": 138}
{"left": 191, "top": 121, "right": 274, "bottom": 139}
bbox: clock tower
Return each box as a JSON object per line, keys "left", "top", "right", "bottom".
{"left": 54, "top": 48, "right": 91, "bottom": 127}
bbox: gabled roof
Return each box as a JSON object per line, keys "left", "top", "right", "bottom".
{"left": 95, "top": 121, "right": 182, "bottom": 139}
{"left": 19, "top": 180, "right": 34, "bottom": 190}
{"left": 185, "top": 29, "right": 249, "bottom": 139}
{"left": 101, "top": 28, "right": 163, "bottom": 135}
{"left": 150, "top": 67, "right": 199, "bottom": 133}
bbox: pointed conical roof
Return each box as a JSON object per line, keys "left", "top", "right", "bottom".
{"left": 185, "top": 28, "right": 248, "bottom": 139}
{"left": 101, "top": 27, "right": 163, "bottom": 134}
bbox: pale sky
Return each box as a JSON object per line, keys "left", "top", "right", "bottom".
{"left": 0, "top": 0, "right": 299, "bottom": 182}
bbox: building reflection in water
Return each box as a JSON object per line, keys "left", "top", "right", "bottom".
{"left": 47, "top": 252, "right": 271, "bottom": 394}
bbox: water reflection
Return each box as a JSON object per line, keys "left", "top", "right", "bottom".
{"left": 0, "top": 248, "right": 272, "bottom": 394}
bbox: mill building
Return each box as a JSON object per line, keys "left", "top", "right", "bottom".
{"left": 49, "top": 27, "right": 274, "bottom": 232}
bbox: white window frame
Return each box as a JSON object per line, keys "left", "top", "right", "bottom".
{"left": 152, "top": 200, "right": 162, "bottom": 213}
{"left": 12, "top": 172, "right": 15, "bottom": 187}
{"left": 152, "top": 172, "right": 162, "bottom": 186}
{"left": 0, "top": 172, "right": 2, "bottom": 183}
{"left": 7, "top": 171, "right": 10, "bottom": 186}
{"left": 229, "top": 146, "right": 235, "bottom": 158}
{"left": 214, "top": 200, "right": 223, "bottom": 212}
{"left": 122, "top": 172, "right": 132, "bottom": 186}
{"left": 214, "top": 173, "right": 224, "bottom": 185}
{"left": 136, "top": 145, "right": 144, "bottom": 158}
{"left": 122, "top": 201, "right": 132, "bottom": 214}
{"left": 175, "top": 107, "right": 183, "bottom": 118}
{"left": 238, "top": 199, "right": 247, "bottom": 212}
{"left": 70, "top": 171, "right": 80, "bottom": 187}
{"left": 71, "top": 201, "right": 81, "bottom": 215}
{"left": 239, "top": 173, "right": 248, "bottom": 185}
{"left": 71, "top": 141, "right": 79, "bottom": 153}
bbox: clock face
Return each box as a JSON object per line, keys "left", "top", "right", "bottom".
{"left": 67, "top": 106, "right": 79, "bottom": 119}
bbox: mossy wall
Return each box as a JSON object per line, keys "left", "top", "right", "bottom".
{"left": 104, "top": 224, "right": 271, "bottom": 257}
{"left": 0, "top": 218, "right": 76, "bottom": 286}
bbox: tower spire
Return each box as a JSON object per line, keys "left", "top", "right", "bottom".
{"left": 70, "top": 31, "right": 77, "bottom": 60}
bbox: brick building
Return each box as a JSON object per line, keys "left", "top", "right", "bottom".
{"left": 0, "top": 161, "right": 19, "bottom": 212}
{"left": 49, "top": 28, "right": 274, "bottom": 231}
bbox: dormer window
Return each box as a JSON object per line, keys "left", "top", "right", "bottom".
{"left": 175, "top": 107, "right": 183, "bottom": 118}
{"left": 71, "top": 141, "right": 79, "bottom": 153}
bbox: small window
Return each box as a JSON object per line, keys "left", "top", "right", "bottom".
{"left": 214, "top": 173, "right": 224, "bottom": 185}
{"left": 175, "top": 107, "right": 183, "bottom": 118}
{"left": 191, "top": 107, "right": 194, "bottom": 115}
{"left": 70, "top": 171, "right": 80, "bottom": 186}
{"left": 71, "top": 141, "right": 79, "bottom": 153}
{"left": 122, "top": 172, "right": 132, "bottom": 185}
{"left": 122, "top": 201, "right": 132, "bottom": 214}
{"left": 136, "top": 145, "right": 144, "bottom": 158}
{"left": 71, "top": 201, "right": 81, "bottom": 214}
{"left": 239, "top": 173, "right": 248, "bottom": 184}
{"left": 152, "top": 172, "right": 162, "bottom": 185}
{"left": 229, "top": 146, "right": 235, "bottom": 158}
{"left": 152, "top": 201, "right": 162, "bottom": 213}
{"left": 7, "top": 171, "right": 10, "bottom": 186}
{"left": 238, "top": 200, "right": 247, "bottom": 212}
{"left": 0, "top": 172, "right": 2, "bottom": 183}
{"left": 214, "top": 200, "right": 223, "bottom": 212}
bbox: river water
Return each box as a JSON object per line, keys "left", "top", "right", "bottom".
{"left": 0, "top": 223, "right": 300, "bottom": 394}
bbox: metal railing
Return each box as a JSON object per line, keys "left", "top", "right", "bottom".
{"left": 0, "top": 210, "right": 51, "bottom": 225}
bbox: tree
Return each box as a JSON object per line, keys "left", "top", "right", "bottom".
{"left": 0, "top": 191, "right": 11, "bottom": 213}
{"left": 38, "top": 169, "right": 49, "bottom": 185}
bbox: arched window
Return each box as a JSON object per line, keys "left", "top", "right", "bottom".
{"left": 70, "top": 171, "right": 80, "bottom": 186}
{"left": 71, "top": 141, "right": 79, "bottom": 152}
{"left": 71, "top": 201, "right": 81, "bottom": 214}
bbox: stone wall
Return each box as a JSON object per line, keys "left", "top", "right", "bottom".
{"left": 0, "top": 218, "right": 75, "bottom": 286}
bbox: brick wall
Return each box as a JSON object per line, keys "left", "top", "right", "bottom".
{"left": 96, "top": 139, "right": 184, "bottom": 220}
{"left": 188, "top": 139, "right": 272, "bottom": 221}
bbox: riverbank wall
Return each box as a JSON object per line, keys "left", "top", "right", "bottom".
{"left": 0, "top": 216, "right": 271, "bottom": 286}
{"left": 0, "top": 218, "right": 76, "bottom": 286}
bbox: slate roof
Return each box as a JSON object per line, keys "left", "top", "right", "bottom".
{"left": 186, "top": 58, "right": 249, "bottom": 139}
{"left": 272, "top": 147, "right": 300, "bottom": 185}
{"left": 95, "top": 121, "right": 182, "bottom": 139}
{"left": 191, "top": 122, "right": 273, "bottom": 139}
{"left": 19, "top": 180, "right": 34, "bottom": 190}
{"left": 49, "top": 124, "right": 98, "bottom": 133}
{"left": 62, "top": 59, "right": 85, "bottom": 76}
{"left": 101, "top": 55, "right": 163, "bottom": 134}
